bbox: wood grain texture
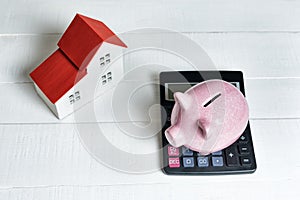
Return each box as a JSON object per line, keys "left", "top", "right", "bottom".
{"left": 0, "top": 78, "right": 300, "bottom": 124}
{"left": 2, "top": 33, "right": 300, "bottom": 83}
{"left": 1, "top": 0, "right": 300, "bottom": 33}
{"left": 0, "top": 184, "right": 171, "bottom": 200}
{"left": 0, "top": 181, "right": 299, "bottom": 200}
{"left": 0, "top": 119, "right": 299, "bottom": 187}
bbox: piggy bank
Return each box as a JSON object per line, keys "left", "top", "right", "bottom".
{"left": 164, "top": 79, "right": 249, "bottom": 155}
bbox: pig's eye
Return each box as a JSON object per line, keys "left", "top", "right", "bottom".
{"left": 203, "top": 93, "right": 222, "bottom": 107}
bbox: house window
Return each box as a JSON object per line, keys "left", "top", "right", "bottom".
{"left": 75, "top": 91, "right": 80, "bottom": 101}
{"left": 107, "top": 71, "right": 112, "bottom": 82}
{"left": 101, "top": 71, "right": 113, "bottom": 85}
{"left": 69, "top": 95, "right": 75, "bottom": 104}
{"left": 99, "top": 53, "right": 111, "bottom": 67}
{"left": 69, "top": 91, "right": 81, "bottom": 105}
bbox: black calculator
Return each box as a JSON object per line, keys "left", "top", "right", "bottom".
{"left": 160, "top": 71, "right": 257, "bottom": 175}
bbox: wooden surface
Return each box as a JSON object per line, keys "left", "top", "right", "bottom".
{"left": 1, "top": 0, "right": 300, "bottom": 199}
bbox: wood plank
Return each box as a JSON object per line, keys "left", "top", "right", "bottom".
{"left": 0, "top": 81, "right": 160, "bottom": 123}
{"left": 0, "top": 119, "right": 299, "bottom": 187}
{"left": 2, "top": 33, "right": 300, "bottom": 83}
{"left": 1, "top": 0, "right": 300, "bottom": 33}
{"left": 0, "top": 35, "right": 58, "bottom": 83}
{"left": 0, "top": 180, "right": 299, "bottom": 200}
{"left": 0, "top": 78, "right": 300, "bottom": 124}
{"left": 0, "top": 184, "right": 171, "bottom": 200}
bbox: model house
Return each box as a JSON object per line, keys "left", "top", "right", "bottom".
{"left": 30, "top": 14, "right": 127, "bottom": 119}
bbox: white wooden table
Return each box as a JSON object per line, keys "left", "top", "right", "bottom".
{"left": 1, "top": 0, "right": 300, "bottom": 199}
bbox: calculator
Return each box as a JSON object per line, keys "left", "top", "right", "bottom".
{"left": 160, "top": 71, "right": 257, "bottom": 175}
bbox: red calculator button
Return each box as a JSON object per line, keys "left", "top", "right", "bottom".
{"left": 168, "top": 146, "right": 179, "bottom": 156}
{"left": 169, "top": 157, "right": 180, "bottom": 168}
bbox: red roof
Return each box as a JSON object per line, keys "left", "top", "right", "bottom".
{"left": 30, "top": 49, "right": 87, "bottom": 103}
{"left": 58, "top": 14, "right": 127, "bottom": 70}
{"left": 30, "top": 14, "right": 126, "bottom": 104}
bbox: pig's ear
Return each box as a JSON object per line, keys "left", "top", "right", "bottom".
{"left": 197, "top": 119, "right": 208, "bottom": 139}
{"left": 174, "top": 92, "right": 192, "bottom": 110}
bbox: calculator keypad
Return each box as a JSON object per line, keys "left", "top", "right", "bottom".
{"left": 163, "top": 105, "right": 255, "bottom": 174}
{"left": 165, "top": 134, "right": 255, "bottom": 173}
{"left": 166, "top": 107, "right": 256, "bottom": 174}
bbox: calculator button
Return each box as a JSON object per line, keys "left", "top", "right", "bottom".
{"left": 238, "top": 145, "right": 250, "bottom": 155}
{"left": 239, "top": 134, "right": 249, "bottom": 143}
{"left": 212, "top": 157, "right": 224, "bottom": 167}
{"left": 225, "top": 147, "right": 239, "bottom": 167}
{"left": 212, "top": 150, "right": 222, "bottom": 155}
{"left": 197, "top": 152, "right": 210, "bottom": 157}
{"left": 168, "top": 157, "right": 180, "bottom": 168}
{"left": 168, "top": 146, "right": 179, "bottom": 156}
{"left": 197, "top": 157, "right": 209, "bottom": 167}
{"left": 183, "top": 157, "right": 195, "bottom": 167}
{"left": 240, "top": 157, "right": 252, "bottom": 166}
{"left": 182, "top": 146, "right": 194, "bottom": 156}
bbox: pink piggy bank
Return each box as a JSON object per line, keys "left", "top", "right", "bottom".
{"left": 165, "top": 80, "right": 249, "bottom": 155}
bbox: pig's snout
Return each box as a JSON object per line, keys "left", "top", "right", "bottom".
{"left": 165, "top": 125, "right": 186, "bottom": 147}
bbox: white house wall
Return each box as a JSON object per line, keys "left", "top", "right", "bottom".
{"left": 54, "top": 43, "right": 125, "bottom": 119}
{"left": 54, "top": 85, "right": 87, "bottom": 119}
{"left": 86, "top": 42, "right": 124, "bottom": 85}
{"left": 33, "top": 83, "right": 58, "bottom": 117}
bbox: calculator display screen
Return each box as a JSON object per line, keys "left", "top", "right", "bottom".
{"left": 165, "top": 83, "right": 196, "bottom": 101}
{"left": 165, "top": 82, "right": 240, "bottom": 101}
